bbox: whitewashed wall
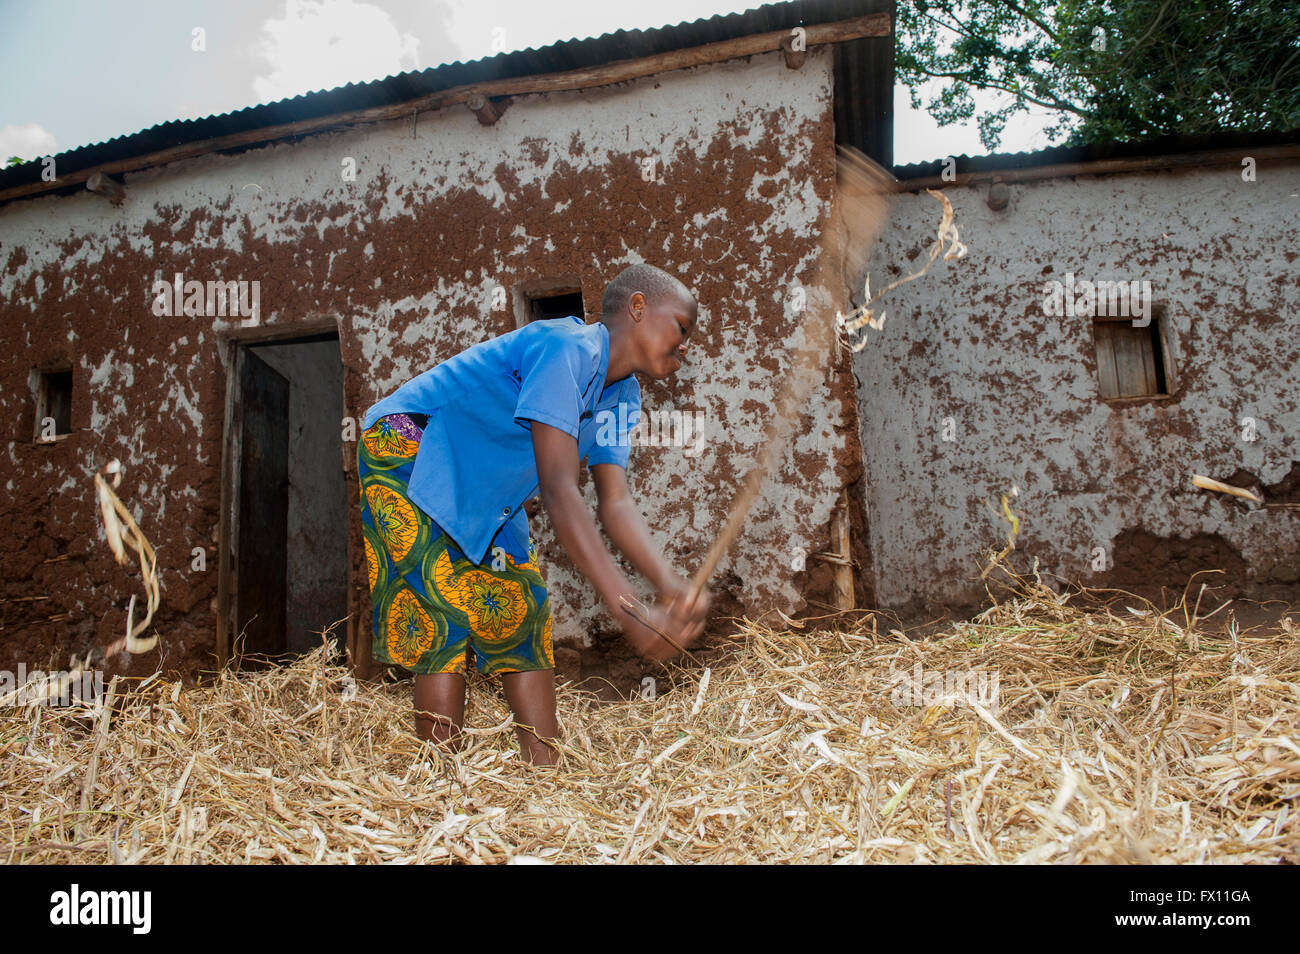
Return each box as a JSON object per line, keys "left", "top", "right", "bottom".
{"left": 852, "top": 160, "right": 1300, "bottom": 611}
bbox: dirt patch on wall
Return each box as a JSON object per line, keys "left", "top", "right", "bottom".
{"left": 1095, "top": 527, "right": 1300, "bottom": 607}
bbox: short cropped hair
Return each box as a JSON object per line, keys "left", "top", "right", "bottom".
{"left": 601, "top": 263, "right": 692, "bottom": 318}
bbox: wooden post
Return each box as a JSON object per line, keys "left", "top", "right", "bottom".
{"left": 986, "top": 179, "right": 1010, "bottom": 211}
{"left": 343, "top": 408, "right": 371, "bottom": 678}
{"left": 780, "top": 32, "right": 807, "bottom": 69}
{"left": 86, "top": 172, "right": 126, "bottom": 205}
{"left": 810, "top": 489, "right": 856, "bottom": 610}
{"left": 466, "top": 94, "right": 506, "bottom": 125}
{"left": 832, "top": 489, "right": 854, "bottom": 611}
{"left": 215, "top": 345, "right": 240, "bottom": 668}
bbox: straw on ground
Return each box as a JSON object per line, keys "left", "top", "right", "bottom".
{"left": 3, "top": 558, "right": 1296, "bottom": 864}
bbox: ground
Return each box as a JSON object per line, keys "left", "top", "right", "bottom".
{"left": 4, "top": 557, "right": 1296, "bottom": 865}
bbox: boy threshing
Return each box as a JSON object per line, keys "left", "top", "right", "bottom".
{"left": 357, "top": 264, "right": 713, "bottom": 765}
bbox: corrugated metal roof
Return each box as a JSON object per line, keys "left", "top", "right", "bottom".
{"left": 0, "top": 0, "right": 892, "bottom": 199}
{"left": 833, "top": 5, "right": 893, "bottom": 167}
{"left": 893, "top": 127, "right": 1300, "bottom": 179}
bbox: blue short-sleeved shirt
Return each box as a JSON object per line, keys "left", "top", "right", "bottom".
{"left": 361, "top": 316, "right": 641, "bottom": 566}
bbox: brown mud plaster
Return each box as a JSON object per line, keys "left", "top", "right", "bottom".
{"left": 1, "top": 50, "right": 850, "bottom": 688}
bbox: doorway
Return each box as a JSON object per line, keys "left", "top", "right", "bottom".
{"left": 217, "top": 331, "right": 348, "bottom": 667}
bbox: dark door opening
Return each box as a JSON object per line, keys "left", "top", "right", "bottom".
{"left": 219, "top": 332, "right": 348, "bottom": 667}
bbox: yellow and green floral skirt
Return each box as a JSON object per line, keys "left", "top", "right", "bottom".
{"left": 357, "top": 414, "right": 553, "bottom": 675}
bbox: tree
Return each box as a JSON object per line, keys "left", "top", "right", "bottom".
{"left": 896, "top": 0, "right": 1300, "bottom": 151}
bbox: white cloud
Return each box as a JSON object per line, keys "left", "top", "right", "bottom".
{"left": 251, "top": 0, "right": 421, "bottom": 103}
{"left": 0, "top": 123, "right": 58, "bottom": 162}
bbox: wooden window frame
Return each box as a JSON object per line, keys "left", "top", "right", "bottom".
{"left": 513, "top": 276, "right": 585, "bottom": 328}
{"left": 1092, "top": 302, "right": 1176, "bottom": 403}
{"left": 32, "top": 365, "right": 73, "bottom": 443}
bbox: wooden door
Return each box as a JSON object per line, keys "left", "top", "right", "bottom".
{"left": 233, "top": 348, "right": 290, "bottom": 662}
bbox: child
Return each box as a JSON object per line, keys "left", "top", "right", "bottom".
{"left": 357, "top": 263, "right": 712, "bottom": 765}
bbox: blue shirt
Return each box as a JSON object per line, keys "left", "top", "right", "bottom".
{"left": 361, "top": 316, "right": 642, "bottom": 566}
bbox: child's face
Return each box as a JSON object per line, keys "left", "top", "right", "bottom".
{"left": 635, "top": 291, "right": 698, "bottom": 380}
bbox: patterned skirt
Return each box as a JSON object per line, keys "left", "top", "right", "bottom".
{"left": 357, "top": 414, "right": 554, "bottom": 675}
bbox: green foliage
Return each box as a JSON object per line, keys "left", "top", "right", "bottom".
{"left": 6, "top": 156, "right": 26, "bottom": 167}
{"left": 896, "top": 0, "right": 1300, "bottom": 150}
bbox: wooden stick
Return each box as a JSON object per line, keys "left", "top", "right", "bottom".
{"left": 619, "top": 594, "right": 694, "bottom": 658}
{"left": 832, "top": 490, "right": 854, "bottom": 610}
{"left": 1191, "top": 474, "right": 1263, "bottom": 504}
{"left": 684, "top": 146, "right": 894, "bottom": 608}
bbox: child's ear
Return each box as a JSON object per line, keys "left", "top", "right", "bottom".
{"left": 629, "top": 292, "right": 647, "bottom": 321}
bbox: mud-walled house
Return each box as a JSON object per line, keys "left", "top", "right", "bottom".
{"left": 852, "top": 131, "right": 1300, "bottom": 618}
{"left": 0, "top": 0, "right": 895, "bottom": 687}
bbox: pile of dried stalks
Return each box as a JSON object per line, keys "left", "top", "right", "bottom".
{"left": 3, "top": 560, "right": 1296, "bottom": 864}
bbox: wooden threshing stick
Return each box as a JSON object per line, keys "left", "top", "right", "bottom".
{"left": 622, "top": 147, "right": 900, "bottom": 646}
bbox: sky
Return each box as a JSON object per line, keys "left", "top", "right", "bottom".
{"left": 0, "top": 0, "right": 1059, "bottom": 167}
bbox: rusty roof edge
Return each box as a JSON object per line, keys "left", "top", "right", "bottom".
{"left": 892, "top": 127, "right": 1300, "bottom": 190}
{"left": 0, "top": 0, "right": 892, "bottom": 206}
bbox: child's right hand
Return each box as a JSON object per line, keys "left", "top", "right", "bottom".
{"left": 621, "top": 602, "right": 702, "bottom": 663}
